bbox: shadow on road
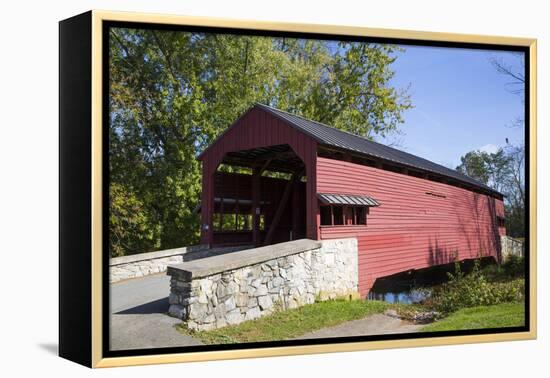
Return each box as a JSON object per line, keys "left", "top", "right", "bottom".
{"left": 115, "top": 297, "right": 169, "bottom": 315}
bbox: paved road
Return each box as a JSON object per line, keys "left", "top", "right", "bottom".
{"left": 295, "top": 314, "right": 422, "bottom": 340}
{"left": 110, "top": 274, "right": 422, "bottom": 349}
{"left": 110, "top": 273, "right": 202, "bottom": 351}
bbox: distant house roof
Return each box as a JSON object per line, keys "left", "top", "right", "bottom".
{"left": 254, "top": 103, "right": 501, "bottom": 196}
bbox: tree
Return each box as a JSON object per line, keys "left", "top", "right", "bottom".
{"left": 108, "top": 28, "right": 412, "bottom": 256}
{"left": 109, "top": 183, "right": 161, "bottom": 257}
{"left": 487, "top": 52, "right": 526, "bottom": 237}
{"left": 456, "top": 147, "right": 524, "bottom": 237}
{"left": 456, "top": 151, "right": 492, "bottom": 185}
{"left": 490, "top": 53, "right": 525, "bottom": 131}
{"left": 456, "top": 148, "right": 513, "bottom": 193}
{"left": 490, "top": 53, "right": 525, "bottom": 97}
{"left": 485, "top": 149, "right": 514, "bottom": 195}
{"left": 502, "top": 143, "right": 525, "bottom": 237}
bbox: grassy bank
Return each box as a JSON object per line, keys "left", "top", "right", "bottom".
{"left": 176, "top": 298, "right": 525, "bottom": 344}
{"left": 177, "top": 299, "right": 392, "bottom": 344}
{"left": 421, "top": 302, "right": 525, "bottom": 332}
{"left": 177, "top": 258, "right": 526, "bottom": 343}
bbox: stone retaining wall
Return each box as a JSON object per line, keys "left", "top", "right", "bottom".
{"left": 109, "top": 245, "right": 250, "bottom": 283}
{"left": 167, "top": 238, "right": 358, "bottom": 331}
{"left": 500, "top": 235, "right": 524, "bottom": 260}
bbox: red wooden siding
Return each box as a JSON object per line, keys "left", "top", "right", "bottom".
{"left": 199, "top": 105, "right": 506, "bottom": 298}
{"left": 316, "top": 157, "right": 505, "bottom": 296}
{"left": 199, "top": 107, "right": 318, "bottom": 244}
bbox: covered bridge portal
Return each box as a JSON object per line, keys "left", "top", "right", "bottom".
{"left": 198, "top": 104, "right": 506, "bottom": 296}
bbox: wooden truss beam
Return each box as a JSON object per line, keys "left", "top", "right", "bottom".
{"left": 263, "top": 169, "right": 304, "bottom": 246}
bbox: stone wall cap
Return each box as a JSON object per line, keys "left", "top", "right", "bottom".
{"left": 167, "top": 239, "right": 322, "bottom": 279}
{"left": 109, "top": 245, "right": 207, "bottom": 266}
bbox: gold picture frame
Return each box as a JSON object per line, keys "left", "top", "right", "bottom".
{"left": 59, "top": 9, "right": 537, "bottom": 368}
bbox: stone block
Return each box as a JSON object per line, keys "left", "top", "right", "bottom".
{"left": 272, "top": 276, "right": 284, "bottom": 288}
{"left": 169, "top": 292, "right": 180, "bottom": 305}
{"left": 227, "top": 281, "right": 239, "bottom": 294}
{"left": 189, "top": 303, "right": 208, "bottom": 319}
{"left": 247, "top": 297, "right": 258, "bottom": 308}
{"left": 203, "top": 314, "right": 216, "bottom": 324}
{"left": 200, "top": 279, "right": 213, "bottom": 293}
{"left": 225, "top": 309, "right": 244, "bottom": 325}
{"left": 198, "top": 292, "right": 209, "bottom": 304}
{"left": 254, "top": 284, "right": 268, "bottom": 296}
{"left": 216, "top": 283, "right": 230, "bottom": 299}
{"left": 223, "top": 296, "right": 236, "bottom": 312}
{"left": 235, "top": 293, "right": 248, "bottom": 307}
{"left": 168, "top": 304, "right": 187, "bottom": 319}
{"left": 245, "top": 306, "right": 261, "bottom": 321}
{"left": 216, "top": 318, "right": 227, "bottom": 328}
{"left": 258, "top": 295, "right": 273, "bottom": 310}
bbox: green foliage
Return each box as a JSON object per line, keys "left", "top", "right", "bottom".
{"left": 108, "top": 28, "right": 412, "bottom": 256}
{"left": 421, "top": 302, "right": 525, "bottom": 332}
{"left": 109, "top": 183, "right": 161, "bottom": 257}
{"left": 456, "top": 148, "right": 511, "bottom": 192}
{"left": 503, "top": 144, "right": 526, "bottom": 237}
{"left": 502, "top": 255, "right": 525, "bottom": 278}
{"left": 431, "top": 260, "right": 525, "bottom": 314}
{"left": 505, "top": 204, "right": 525, "bottom": 239}
{"left": 481, "top": 256, "right": 525, "bottom": 282}
{"left": 456, "top": 144, "right": 525, "bottom": 238}
{"left": 217, "top": 164, "right": 252, "bottom": 175}
{"left": 456, "top": 150, "right": 492, "bottom": 184}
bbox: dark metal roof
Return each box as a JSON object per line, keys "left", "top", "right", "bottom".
{"left": 318, "top": 193, "right": 380, "bottom": 207}
{"left": 255, "top": 103, "right": 501, "bottom": 196}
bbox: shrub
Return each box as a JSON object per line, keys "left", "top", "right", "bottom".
{"left": 481, "top": 256, "right": 525, "bottom": 282}
{"left": 502, "top": 255, "right": 525, "bottom": 278}
{"left": 109, "top": 183, "right": 161, "bottom": 257}
{"left": 432, "top": 260, "right": 525, "bottom": 314}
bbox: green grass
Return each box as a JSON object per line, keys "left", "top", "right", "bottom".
{"left": 176, "top": 299, "right": 392, "bottom": 344}
{"left": 421, "top": 302, "right": 525, "bottom": 332}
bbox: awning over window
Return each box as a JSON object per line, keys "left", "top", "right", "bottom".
{"left": 317, "top": 193, "right": 380, "bottom": 207}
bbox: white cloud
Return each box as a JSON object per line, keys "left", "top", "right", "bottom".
{"left": 478, "top": 143, "right": 499, "bottom": 154}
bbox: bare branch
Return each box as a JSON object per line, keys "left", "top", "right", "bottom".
{"left": 151, "top": 30, "right": 180, "bottom": 86}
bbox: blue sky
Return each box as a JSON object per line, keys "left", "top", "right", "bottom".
{"left": 380, "top": 45, "right": 525, "bottom": 169}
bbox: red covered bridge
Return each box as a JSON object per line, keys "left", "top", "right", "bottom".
{"left": 197, "top": 103, "right": 506, "bottom": 296}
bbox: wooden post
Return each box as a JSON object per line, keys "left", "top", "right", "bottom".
{"left": 220, "top": 197, "right": 224, "bottom": 231}
{"left": 202, "top": 162, "right": 216, "bottom": 247}
{"left": 235, "top": 175, "right": 239, "bottom": 231}
{"left": 264, "top": 170, "right": 303, "bottom": 245}
{"left": 291, "top": 180, "right": 299, "bottom": 240}
{"left": 252, "top": 167, "right": 261, "bottom": 246}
